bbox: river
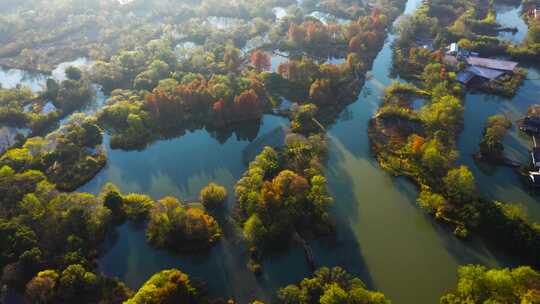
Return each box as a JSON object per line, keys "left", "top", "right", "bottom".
{"left": 1, "top": 0, "right": 539, "bottom": 302}
{"left": 93, "top": 0, "right": 507, "bottom": 303}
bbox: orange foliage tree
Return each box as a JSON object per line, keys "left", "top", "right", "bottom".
{"left": 234, "top": 89, "right": 263, "bottom": 121}
{"left": 251, "top": 50, "right": 271, "bottom": 73}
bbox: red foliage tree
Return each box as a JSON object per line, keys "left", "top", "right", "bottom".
{"left": 233, "top": 89, "right": 263, "bottom": 121}
{"left": 277, "top": 62, "right": 289, "bottom": 77}
{"left": 348, "top": 34, "right": 365, "bottom": 54}
{"left": 212, "top": 99, "right": 227, "bottom": 126}
{"left": 251, "top": 50, "right": 271, "bottom": 72}
{"left": 363, "top": 31, "right": 379, "bottom": 49}
{"left": 145, "top": 76, "right": 213, "bottom": 124}
{"left": 288, "top": 24, "right": 305, "bottom": 46}
{"left": 309, "top": 79, "right": 333, "bottom": 105}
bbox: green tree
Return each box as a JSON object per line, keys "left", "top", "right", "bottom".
{"left": 443, "top": 166, "right": 475, "bottom": 204}
{"left": 277, "top": 267, "right": 390, "bottom": 304}
{"left": 421, "top": 139, "right": 449, "bottom": 177}
{"left": 147, "top": 196, "right": 221, "bottom": 251}
{"left": 125, "top": 269, "right": 199, "bottom": 304}
{"left": 440, "top": 265, "right": 540, "bottom": 304}
{"left": 243, "top": 214, "right": 266, "bottom": 243}
{"left": 479, "top": 115, "right": 511, "bottom": 160}
{"left": 320, "top": 283, "right": 348, "bottom": 304}
{"left": 101, "top": 183, "right": 125, "bottom": 220}
{"left": 59, "top": 264, "right": 98, "bottom": 299}
{"left": 25, "top": 270, "right": 59, "bottom": 304}
{"left": 199, "top": 183, "right": 227, "bottom": 209}
{"left": 65, "top": 66, "right": 82, "bottom": 81}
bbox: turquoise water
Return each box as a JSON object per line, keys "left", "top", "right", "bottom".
{"left": 496, "top": 4, "right": 528, "bottom": 45}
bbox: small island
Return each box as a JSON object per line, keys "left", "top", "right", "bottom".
{"left": 476, "top": 114, "right": 512, "bottom": 163}
{"left": 147, "top": 196, "right": 222, "bottom": 252}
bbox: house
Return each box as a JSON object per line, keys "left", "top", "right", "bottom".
{"left": 465, "top": 57, "right": 518, "bottom": 72}
{"left": 532, "top": 147, "right": 540, "bottom": 167}
{"left": 445, "top": 43, "right": 479, "bottom": 58}
{"left": 455, "top": 56, "right": 519, "bottom": 85}
{"left": 521, "top": 116, "right": 540, "bottom": 133}
{"left": 466, "top": 66, "right": 505, "bottom": 80}
{"left": 456, "top": 71, "right": 475, "bottom": 84}
{"left": 528, "top": 171, "right": 540, "bottom": 187}
{"left": 446, "top": 43, "right": 460, "bottom": 55}
{"left": 456, "top": 65, "right": 506, "bottom": 84}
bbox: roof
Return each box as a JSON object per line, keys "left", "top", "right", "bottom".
{"left": 529, "top": 172, "right": 540, "bottom": 185}
{"left": 466, "top": 57, "right": 518, "bottom": 71}
{"left": 466, "top": 66, "right": 505, "bottom": 80}
{"left": 524, "top": 116, "right": 540, "bottom": 127}
{"left": 456, "top": 71, "right": 475, "bottom": 84}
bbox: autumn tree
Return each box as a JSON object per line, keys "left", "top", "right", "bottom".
{"left": 234, "top": 89, "right": 263, "bottom": 121}
{"left": 125, "top": 269, "right": 200, "bottom": 304}
{"left": 251, "top": 50, "right": 271, "bottom": 73}
{"left": 146, "top": 196, "right": 221, "bottom": 251}
{"left": 200, "top": 183, "right": 227, "bottom": 209}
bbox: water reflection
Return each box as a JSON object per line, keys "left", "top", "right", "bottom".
{"left": 323, "top": 35, "right": 504, "bottom": 303}
{"left": 458, "top": 66, "right": 540, "bottom": 221}
{"left": 93, "top": 115, "right": 321, "bottom": 303}
{"left": 0, "top": 68, "right": 46, "bottom": 91}
{"left": 2, "top": 0, "right": 532, "bottom": 302}
{"left": 0, "top": 57, "right": 90, "bottom": 92}
{"left": 496, "top": 4, "right": 528, "bottom": 45}
{"left": 80, "top": 115, "right": 289, "bottom": 201}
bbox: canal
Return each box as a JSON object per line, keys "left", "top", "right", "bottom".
{"left": 1, "top": 0, "right": 538, "bottom": 302}
{"left": 92, "top": 0, "right": 510, "bottom": 302}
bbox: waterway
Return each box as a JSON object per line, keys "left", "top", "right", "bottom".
{"left": 92, "top": 0, "right": 509, "bottom": 303}
{"left": 0, "top": 57, "right": 90, "bottom": 91}
{"left": 458, "top": 67, "right": 540, "bottom": 221}
{"left": 1, "top": 0, "right": 538, "bottom": 303}
{"left": 496, "top": 4, "right": 528, "bottom": 45}
{"left": 459, "top": 3, "right": 540, "bottom": 223}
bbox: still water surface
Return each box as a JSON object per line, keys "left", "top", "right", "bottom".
{"left": 458, "top": 66, "right": 540, "bottom": 221}
{"left": 496, "top": 4, "right": 528, "bottom": 44}
{"left": 91, "top": 0, "right": 512, "bottom": 303}
{"left": 0, "top": 1, "right": 538, "bottom": 302}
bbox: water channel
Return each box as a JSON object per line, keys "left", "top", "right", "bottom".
{"left": 92, "top": 0, "right": 512, "bottom": 303}
{"left": 1, "top": 0, "right": 539, "bottom": 302}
